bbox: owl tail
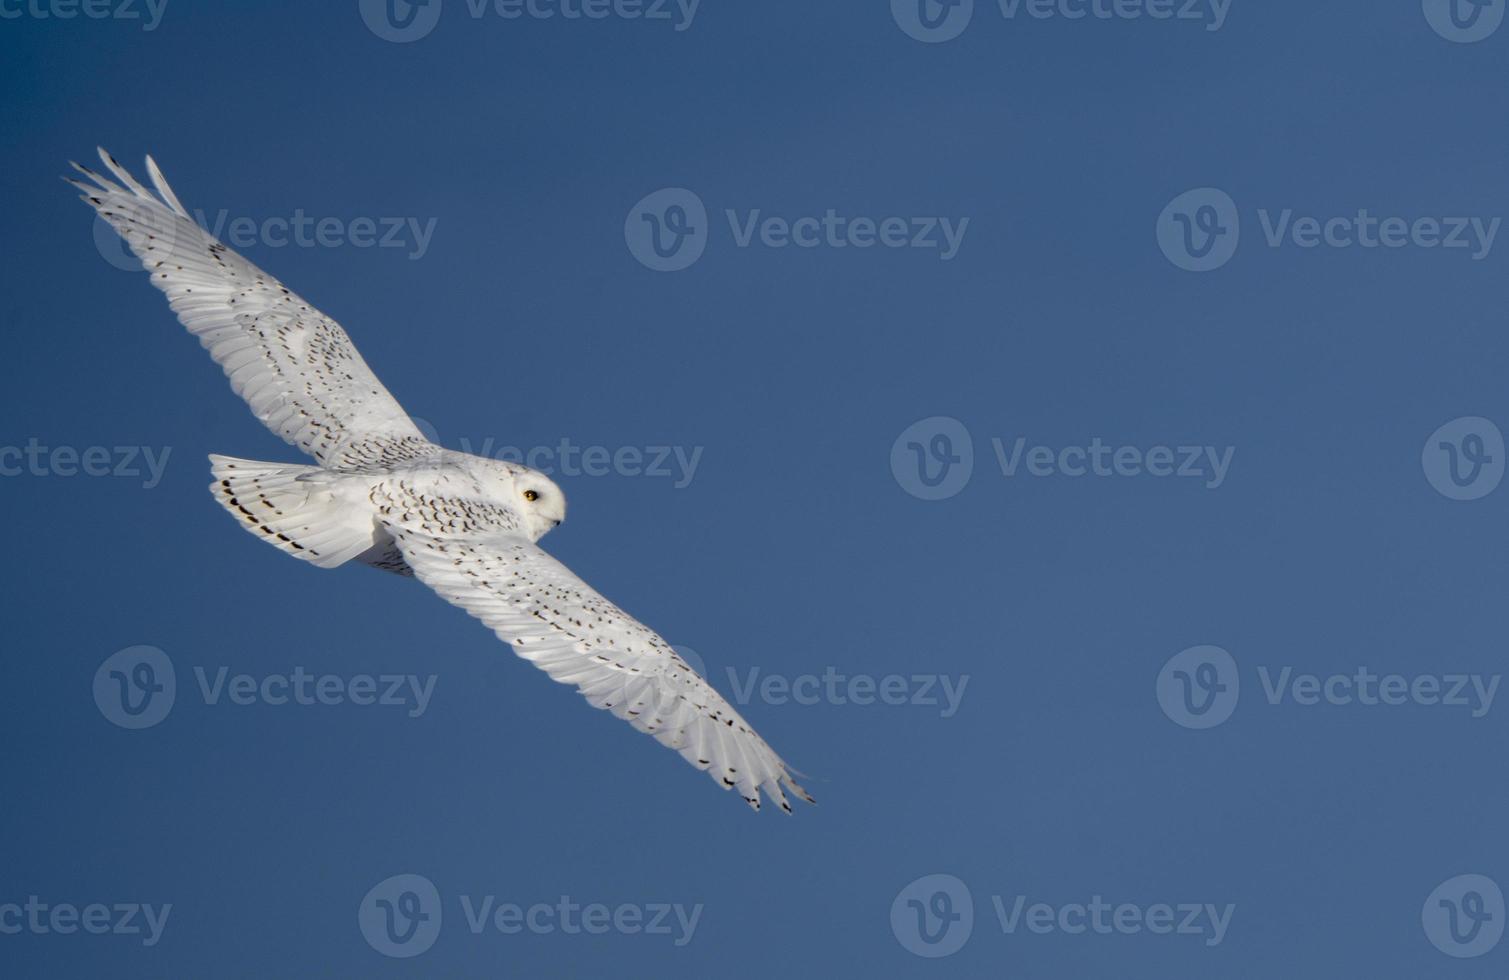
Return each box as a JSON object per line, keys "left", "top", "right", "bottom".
{"left": 207, "top": 455, "right": 378, "bottom": 569}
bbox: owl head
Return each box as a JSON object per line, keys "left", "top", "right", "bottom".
{"left": 511, "top": 467, "right": 567, "bottom": 540}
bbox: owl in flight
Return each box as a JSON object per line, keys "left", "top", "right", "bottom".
{"left": 71, "top": 149, "right": 812, "bottom": 813}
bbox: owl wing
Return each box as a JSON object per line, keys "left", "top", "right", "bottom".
{"left": 377, "top": 486, "right": 813, "bottom": 813}
{"left": 69, "top": 149, "right": 430, "bottom": 470}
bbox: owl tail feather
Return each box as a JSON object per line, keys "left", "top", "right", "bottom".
{"left": 208, "top": 455, "right": 377, "bottom": 569}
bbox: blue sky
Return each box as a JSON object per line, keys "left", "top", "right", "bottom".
{"left": 2, "top": 0, "right": 1508, "bottom": 976}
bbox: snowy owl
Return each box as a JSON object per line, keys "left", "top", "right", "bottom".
{"left": 70, "top": 149, "right": 812, "bottom": 813}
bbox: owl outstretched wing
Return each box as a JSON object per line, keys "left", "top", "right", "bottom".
{"left": 375, "top": 484, "right": 813, "bottom": 813}
{"left": 70, "top": 149, "right": 430, "bottom": 470}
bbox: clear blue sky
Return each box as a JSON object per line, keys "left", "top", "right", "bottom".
{"left": 2, "top": 1, "right": 1508, "bottom": 976}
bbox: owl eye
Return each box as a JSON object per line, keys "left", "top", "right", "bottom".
{"left": 522, "top": 489, "right": 539, "bottom": 502}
